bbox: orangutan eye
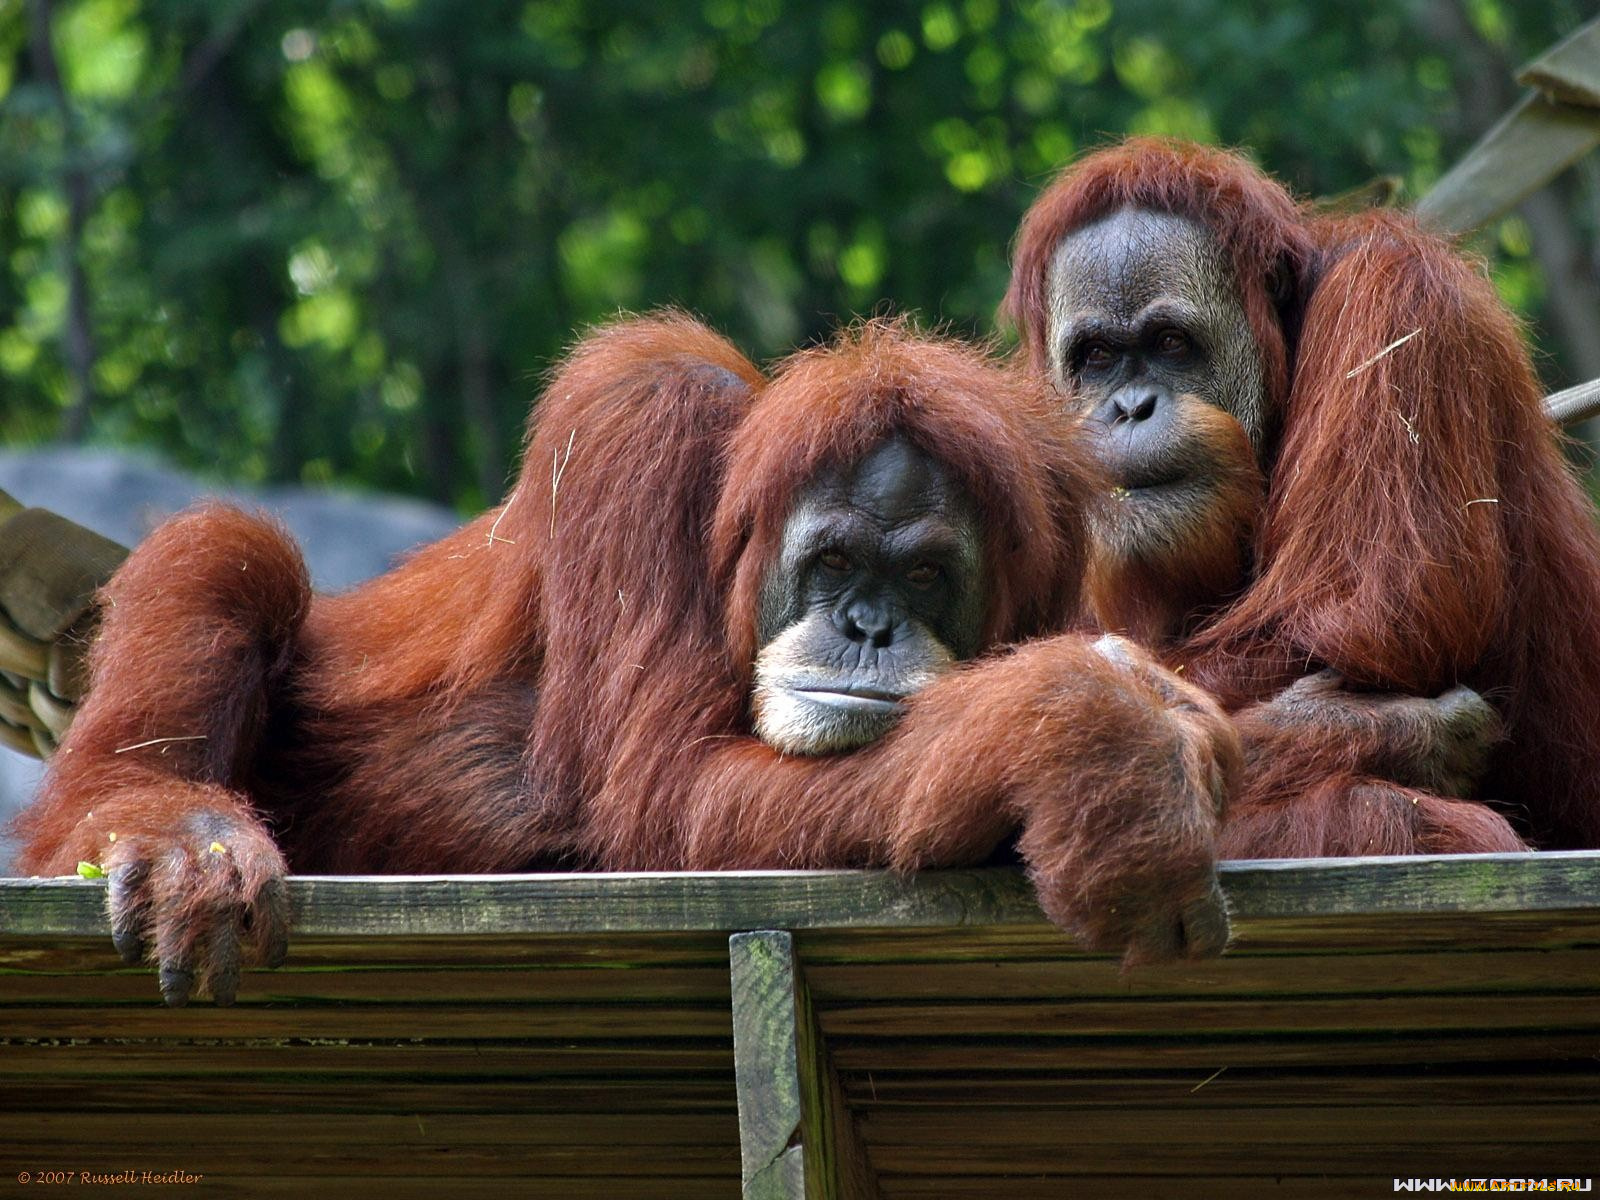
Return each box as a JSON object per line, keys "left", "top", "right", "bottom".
{"left": 1080, "top": 341, "right": 1115, "bottom": 370}
{"left": 818, "top": 551, "right": 852, "bottom": 572}
{"left": 905, "top": 562, "right": 941, "bottom": 587}
{"left": 1156, "top": 329, "right": 1191, "bottom": 356}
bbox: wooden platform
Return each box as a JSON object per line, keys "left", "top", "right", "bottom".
{"left": 2, "top": 854, "right": 1598, "bottom": 1197}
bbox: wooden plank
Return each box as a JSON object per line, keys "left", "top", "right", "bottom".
{"left": 11, "top": 1140, "right": 735, "bottom": 1178}
{"left": 854, "top": 1103, "right": 1600, "bottom": 1146}
{"left": 828, "top": 1030, "right": 1600, "bottom": 1071}
{"left": 0, "top": 1081, "right": 732, "bottom": 1120}
{"left": 0, "top": 962, "right": 734, "bottom": 1003}
{"left": 0, "top": 1038, "right": 735, "bottom": 1076}
{"left": 189, "top": 1178, "right": 736, "bottom": 1200}
{"left": 729, "top": 931, "right": 880, "bottom": 1200}
{"left": 0, "top": 931, "right": 735, "bottom": 971}
{"left": 806, "top": 947, "right": 1600, "bottom": 1000}
{"left": 151, "top": 1181, "right": 731, "bottom": 1200}
{"left": 9, "top": 1111, "right": 738, "bottom": 1147}
{"left": 1217, "top": 853, "right": 1600, "bottom": 917}
{"left": 0, "top": 870, "right": 1041, "bottom": 937}
{"left": 865, "top": 1138, "right": 1598, "bottom": 1177}
{"left": 816, "top": 991, "right": 1600, "bottom": 1038}
{"left": 1222, "top": 910, "right": 1600, "bottom": 951}
{"left": 798, "top": 911, "right": 1600, "bottom": 961}
{"left": 4, "top": 853, "right": 1597, "bottom": 942}
{"left": 730, "top": 932, "right": 806, "bottom": 1199}
{"left": 1518, "top": 16, "right": 1600, "bottom": 108}
{"left": 1417, "top": 93, "right": 1600, "bottom": 233}
{"left": 793, "top": 945, "right": 879, "bottom": 1200}
{"left": 0, "top": 507, "right": 126, "bottom": 642}
{"left": 3, "top": 857, "right": 1596, "bottom": 1191}
{"left": 9, "top": 1033, "right": 1596, "bottom": 1089}
{"left": 195, "top": 1180, "right": 736, "bottom": 1200}
{"left": 4, "top": 1076, "right": 738, "bottom": 1114}
{"left": 0, "top": 1001, "right": 734, "bottom": 1040}
{"left": 879, "top": 1179, "right": 1575, "bottom": 1200}
{"left": 837, "top": 1066, "right": 1600, "bottom": 1109}
{"left": 0, "top": 902, "right": 1566, "bottom": 978}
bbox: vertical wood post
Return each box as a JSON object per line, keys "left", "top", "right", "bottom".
{"left": 728, "top": 930, "right": 881, "bottom": 1200}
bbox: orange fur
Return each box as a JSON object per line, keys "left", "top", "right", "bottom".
{"left": 16, "top": 313, "right": 1241, "bottom": 988}
{"left": 1007, "top": 139, "right": 1600, "bottom": 854}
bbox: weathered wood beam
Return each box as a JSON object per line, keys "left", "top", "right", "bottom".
{"left": 1517, "top": 16, "right": 1600, "bottom": 109}
{"left": 729, "top": 930, "right": 880, "bottom": 1200}
{"left": 1416, "top": 93, "right": 1600, "bottom": 234}
{"left": 2, "top": 852, "right": 1597, "bottom": 940}
{"left": 730, "top": 930, "right": 806, "bottom": 1199}
{"left": 1416, "top": 17, "right": 1600, "bottom": 235}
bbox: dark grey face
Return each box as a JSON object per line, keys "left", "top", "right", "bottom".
{"left": 1046, "top": 208, "right": 1266, "bottom": 559}
{"left": 1050, "top": 208, "right": 1266, "bottom": 454}
{"left": 751, "top": 436, "right": 984, "bottom": 755}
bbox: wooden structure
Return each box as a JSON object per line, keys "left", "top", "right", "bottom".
{"left": 1419, "top": 17, "right": 1600, "bottom": 235}
{"left": 2, "top": 852, "right": 1597, "bottom": 1196}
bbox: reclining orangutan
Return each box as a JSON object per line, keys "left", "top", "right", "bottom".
{"left": 1004, "top": 137, "right": 1600, "bottom": 856}
{"left": 16, "top": 314, "right": 1240, "bottom": 1004}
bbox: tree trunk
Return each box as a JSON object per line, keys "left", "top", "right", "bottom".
{"left": 27, "top": 0, "right": 97, "bottom": 443}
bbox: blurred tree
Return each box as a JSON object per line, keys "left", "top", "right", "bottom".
{"left": 0, "top": 0, "right": 1593, "bottom": 508}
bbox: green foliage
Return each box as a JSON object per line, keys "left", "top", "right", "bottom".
{"left": 0, "top": 0, "right": 1590, "bottom": 506}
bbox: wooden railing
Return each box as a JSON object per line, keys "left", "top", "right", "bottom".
{"left": 3, "top": 853, "right": 1597, "bottom": 1197}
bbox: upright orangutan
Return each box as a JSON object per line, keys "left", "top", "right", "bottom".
{"left": 1004, "top": 137, "right": 1600, "bottom": 856}
{"left": 17, "top": 315, "right": 1239, "bottom": 1004}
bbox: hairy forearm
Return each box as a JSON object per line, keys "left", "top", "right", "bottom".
{"left": 1233, "top": 674, "right": 1500, "bottom": 801}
